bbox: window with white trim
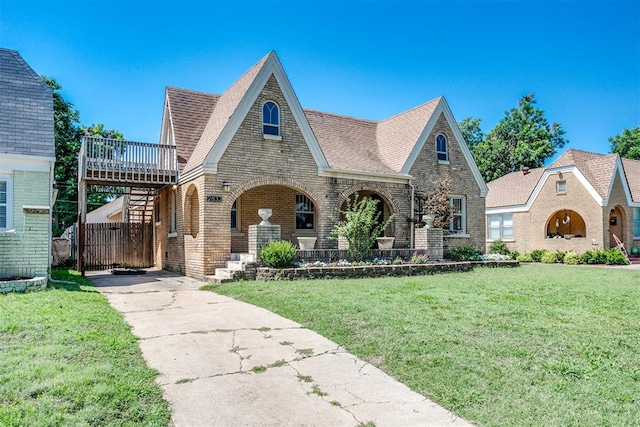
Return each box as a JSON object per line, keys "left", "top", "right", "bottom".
{"left": 488, "top": 213, "right": 513, "bottom": 240}
{"left": 295, "top": 194, "right": 315, "bottom": 230}
{"left": 0, "top": 175, "right": 12, "bottom": 231}
{"left": 231, "top": 200, "right": 238, "bottom": 230}
{"left": 262, "top": 101, "right": 280, "bottom": 136}
{"left": 556, "top": 180, "right": 567, "bottom": 194}
{"left": 436, "top": 134, "right": 448, "bottom": 162}
{"left": 633, "top": 207, "right": 640, "bottom": 238}
{"left": 449, "top": 196, "right": 466, "bottom": 234}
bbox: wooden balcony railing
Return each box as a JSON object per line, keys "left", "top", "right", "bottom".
{"left": 79, "top": 137, "right": 178, "bottom": 187}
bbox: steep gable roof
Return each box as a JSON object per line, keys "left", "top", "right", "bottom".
{"left": 0, "top": 48, "right": 54, "bottom": 158}
{"left": 183, "top": 53, "right": 270, "bottom": 174}
{"left": 486, "top": 167, "right": 545, "bottom": 208}
{"left": 550, "top": 149, "right": 617, "bottom": 198}
{"left": 165, "top": 87, "right": 219, "bottom": 171}
{"left": 304, "top": 110, "right": 396, "bottom": 175}
{"left": 376, "top": 99, "right": 440, "bottom": 172}
{"left": 622, "top": 158, "right": 640, "bottom": 202}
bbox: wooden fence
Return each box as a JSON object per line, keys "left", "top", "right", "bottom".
{"left": 84, "top": 222, "right": 153, "bottom": 270}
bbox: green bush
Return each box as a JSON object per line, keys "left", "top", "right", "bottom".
{"left": 488, "top": 240, "right": 511, "bottom": 256}
{"left": 540, "top": 251, "right": 557, "bottom": 264}
{"left": 530, "top": 249, "right": 545, "bottom": 262}
{"left": 604, "top": 248, "right": 630, "bottom": 265}
{"left": 555, "top": 251, "right": 566, "bottom": 263}
{"left": 580, "top": 250, "right": 607, "bottom": 265}
{"left": 563, "top": 251, "right": 580, "bottom": 265}
{"left": 260, "top": 240, "right": 297, "bottom": 268}
{"left": 516, "top": 252, "right": 533, "bottom": 262}
{"left": 447, "top": 245, "right": 482, "bottom": 261}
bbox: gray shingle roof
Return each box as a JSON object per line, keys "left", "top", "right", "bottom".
{"left": 622, "top": 158, "right": 640, "bottom": 203}
{"left": 0, "top": 48, "right": 54, "bottom": 158}
{"left": 486, "top": 167, "right": 545, "bottom": 208}
{"left": 550, "top": 149, "right": 617, "bottom": 198}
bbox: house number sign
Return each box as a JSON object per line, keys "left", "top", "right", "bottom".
{"left": 207, "top": 195, "right": 223, "bottom": 203}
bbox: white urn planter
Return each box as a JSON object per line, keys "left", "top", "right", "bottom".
{"left": 297, "top": 237, "right": 317, "bottom": 250}
{"left": 424, "top": 214, "right": 435, "bottom": 228}
{"left": 258, "top": 208, "right": 272, "bottom": 226}
{"left": 376, "top": 236, "right": 395, "bottom": 249}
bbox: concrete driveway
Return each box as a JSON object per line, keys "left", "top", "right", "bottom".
{"left": 88, "top": 268, "right": 471, "bottom": 427}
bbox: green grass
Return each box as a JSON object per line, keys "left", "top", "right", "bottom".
{"left": 213, "top": 264, "right": 640, "bottom": 427}
{"left": 0, "top": 269, "right": 170, "bottom": 426}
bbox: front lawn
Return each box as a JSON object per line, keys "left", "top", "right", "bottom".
{"left": 213, "top": 264, "right": 640, "bottom": 427}
{"left": 0, "top": 269, "right": 170, "bottom": 426}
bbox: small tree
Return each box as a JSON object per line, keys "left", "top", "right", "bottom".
{"left": 331, "top": 195, "right": 394, "bottom": 262}
{"left": 415, "top": 177, "right": 455, "bottom": 229}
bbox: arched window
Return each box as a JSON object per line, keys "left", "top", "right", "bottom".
{"left": 436, "top": 134, "right": 448, "bottom": 162}
{"left": 262, "top": 101, "right": 280, "bottom": 136}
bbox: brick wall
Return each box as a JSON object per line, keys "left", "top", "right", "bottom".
{"left": 0, "top": 170, "right": 50, "bottom": 277}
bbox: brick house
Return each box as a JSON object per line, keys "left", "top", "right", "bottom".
{"left": 0, "top": 48, "right": 55, "bottom": 278}
{"left": 148, "top": 52, "right": 487, "bottom": 279}
{"left": 485, "top": 149, "right": 640, "bottom": 255}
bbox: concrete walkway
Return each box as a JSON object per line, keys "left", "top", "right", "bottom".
{"left": 88, "top": 268, "right": 472, "bottom": 427}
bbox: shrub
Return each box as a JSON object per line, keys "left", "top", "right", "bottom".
{"left": 260, "top": 240, "right": 296, "bottom": 268}
{"left": 563, "top": 251, "right": 580, "bottom": 265}
{"left": 540, "top": 251, "right": 557, "bottom": 264}
{"left": 410, "top": 252, "right": 429, "bottom": 264}
{"left": 392, "top": 257, "right": 404, "bottom": 265}
{"left": 447, "top": 245, "right": 482, "bottom": 261}
{"left": 530, "top": 249, "right": 545, "bottom": 262}
{"left": 604, "top": 248, "right": 630, "bottom": 265}
{"left": 555, "top": 251, "right": 566, "bottom": 263}
{"left": 516, "top": 252, "right": 533, "bottom": 262}
{"left": 580, "top": 250, "right": 607, "bottom": 265}
{"left": 488, "top": 240, "right": 511, "bottom": 256}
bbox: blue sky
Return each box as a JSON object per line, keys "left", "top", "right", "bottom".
{"left": 2, "top": 0, "right": 638, "bottom": 163}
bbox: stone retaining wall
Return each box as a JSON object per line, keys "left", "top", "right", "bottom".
{"left": 0, "top": 277, "right": 47, "bottom": 293}
{"left": 256, "top": 260, "right": 518, "bottom": 281}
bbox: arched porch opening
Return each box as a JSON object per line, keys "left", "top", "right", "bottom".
{"left": 546, "top": 209, "right": 586, "bottom": 239}
{"left": 339, "top": 190, "right": 396, "bottom": 245}
{"left": 608, "top": 205, "right": 625, "bottom": 248}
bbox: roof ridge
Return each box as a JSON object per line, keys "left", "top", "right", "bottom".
{"left": 380, "top": 96, "right": 442, "bottom": 123}
{"left": 303, "top": 108, "right": 377, "bottom": 124}
{"left": 166, "top": 86, "right": 221, "bottom": 97}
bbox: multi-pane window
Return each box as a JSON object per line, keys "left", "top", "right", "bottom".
{"left": 488, "top": 213, "right": 514, "bottom": 240}
{"left": 295, "top": 194, "right": 315, "bottom": 230}
{"left": 0, "top": 180, "right": 7, "bottom": 230}
{"left": 436, "top": 134, "right": 448, "bottom": 162}
{"left": 634, "top": 207, "right": 640, "bottom": 238}
{"left": 231, "top": 200, "right": 238, "bottom": 230}
{"left": 262, "top": 101, "right": 280, "bottom": 136}
{"left": 449, "top": 196, "right": 466, "bottom": 234}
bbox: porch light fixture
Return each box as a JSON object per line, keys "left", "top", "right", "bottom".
{"left": 222, "top": 181, "right": 231, "bottom": 192}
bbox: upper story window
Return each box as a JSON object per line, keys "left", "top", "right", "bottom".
{"left": 262, "top": 101, "right": 280, "bottom": 137}
{"left": 295, "top": 194, "right": 315, "bottom": 230}
{"left": 488, "top": 213, "right": 513, "bottom": 240}
{"left": 436, "top": 134, "right": 448, "bottom": 162}
{"left": 449, "top": 196, "right": 466, "bottom": 235}
{"left": 556, "top": 180, "right": 567, "bottom": 194}
{"left": 0, "top": 175, "right": 12, "bottom": 231}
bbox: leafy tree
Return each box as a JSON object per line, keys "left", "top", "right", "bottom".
{"left": 458, "top": 117, "right": 485, "bottom": 151}
{"left": 43, "top": 77, "right": 124, "bottom": 235}
{"left": 609, "top": 126, "right": 640, "bottom": 160}
{"left": 415, "top": 177, "right": 455, "bottom": 229}
{"left": 472, "top": 94, "right": 567, "bottom": 182}
{"left": 331, "top": 195, "right": 394, "bottom": 262}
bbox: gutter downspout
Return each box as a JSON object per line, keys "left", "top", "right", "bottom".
{"left": 409, "top": 179, "right": 415, "bottom": 250}
{"left": 48, "top": 160, "right": 54, "bottom": 276}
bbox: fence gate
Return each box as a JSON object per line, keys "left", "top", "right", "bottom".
{"left": 84, "top": 222, "right": 153, "bottom": 270}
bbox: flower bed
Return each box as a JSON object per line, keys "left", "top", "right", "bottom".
{"left": 256, "top": 260, "right": 519, "bottom": 281}
{"left": 0, "top": 276, "right": 47, "bottom": 293}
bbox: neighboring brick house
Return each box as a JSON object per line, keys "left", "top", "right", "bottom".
{"left": 0, "top": 48, "right": 55, "bottom": 278}
{"left": 153, "top": 51, "right": 487, "bottom": 279}
{"left": 486, "top": 149, "right": 640, "bottom": 255}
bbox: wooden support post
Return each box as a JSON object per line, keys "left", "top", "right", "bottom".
{"left": 77, "top": 179, "right": 86, "bottom": 275}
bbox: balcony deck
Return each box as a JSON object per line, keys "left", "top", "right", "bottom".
{"left": 79, "top": 137, "right": 178, "bottom": 187}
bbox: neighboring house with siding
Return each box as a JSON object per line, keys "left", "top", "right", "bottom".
{"left": 485, "top": 149, "right": 640, "bottom": 255}
{"left": 151, "top": 51, "right": 487, "bottom": 279}
{"left": 0, "top": 48, "right": 55, "bottom": 278}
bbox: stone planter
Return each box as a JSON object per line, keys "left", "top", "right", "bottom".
{"left": 258, "top": 208, "right": 272, "bottom": 226}
{"left": 297, "top": 236, "right": 317, "bottom": 250}
{"left": 424, "top": 214, "right": 435, "bottom": 228}
{"left": 376, "top": 236, "right": 395, "bottom": 249}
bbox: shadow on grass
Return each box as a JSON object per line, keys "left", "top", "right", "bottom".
{"left": 49, "top": 268, "right": 96, "bottom": 292}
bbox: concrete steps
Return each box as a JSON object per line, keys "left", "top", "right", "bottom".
{"left": 205, "top": 253, "right": 255, "bottom": 284}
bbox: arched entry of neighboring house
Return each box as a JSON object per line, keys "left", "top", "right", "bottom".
{"left": 608, "top": 205, "right": 625, "bottom": 248}
{"left": 546, "top": 209, "right": 586, "bottom": 239}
